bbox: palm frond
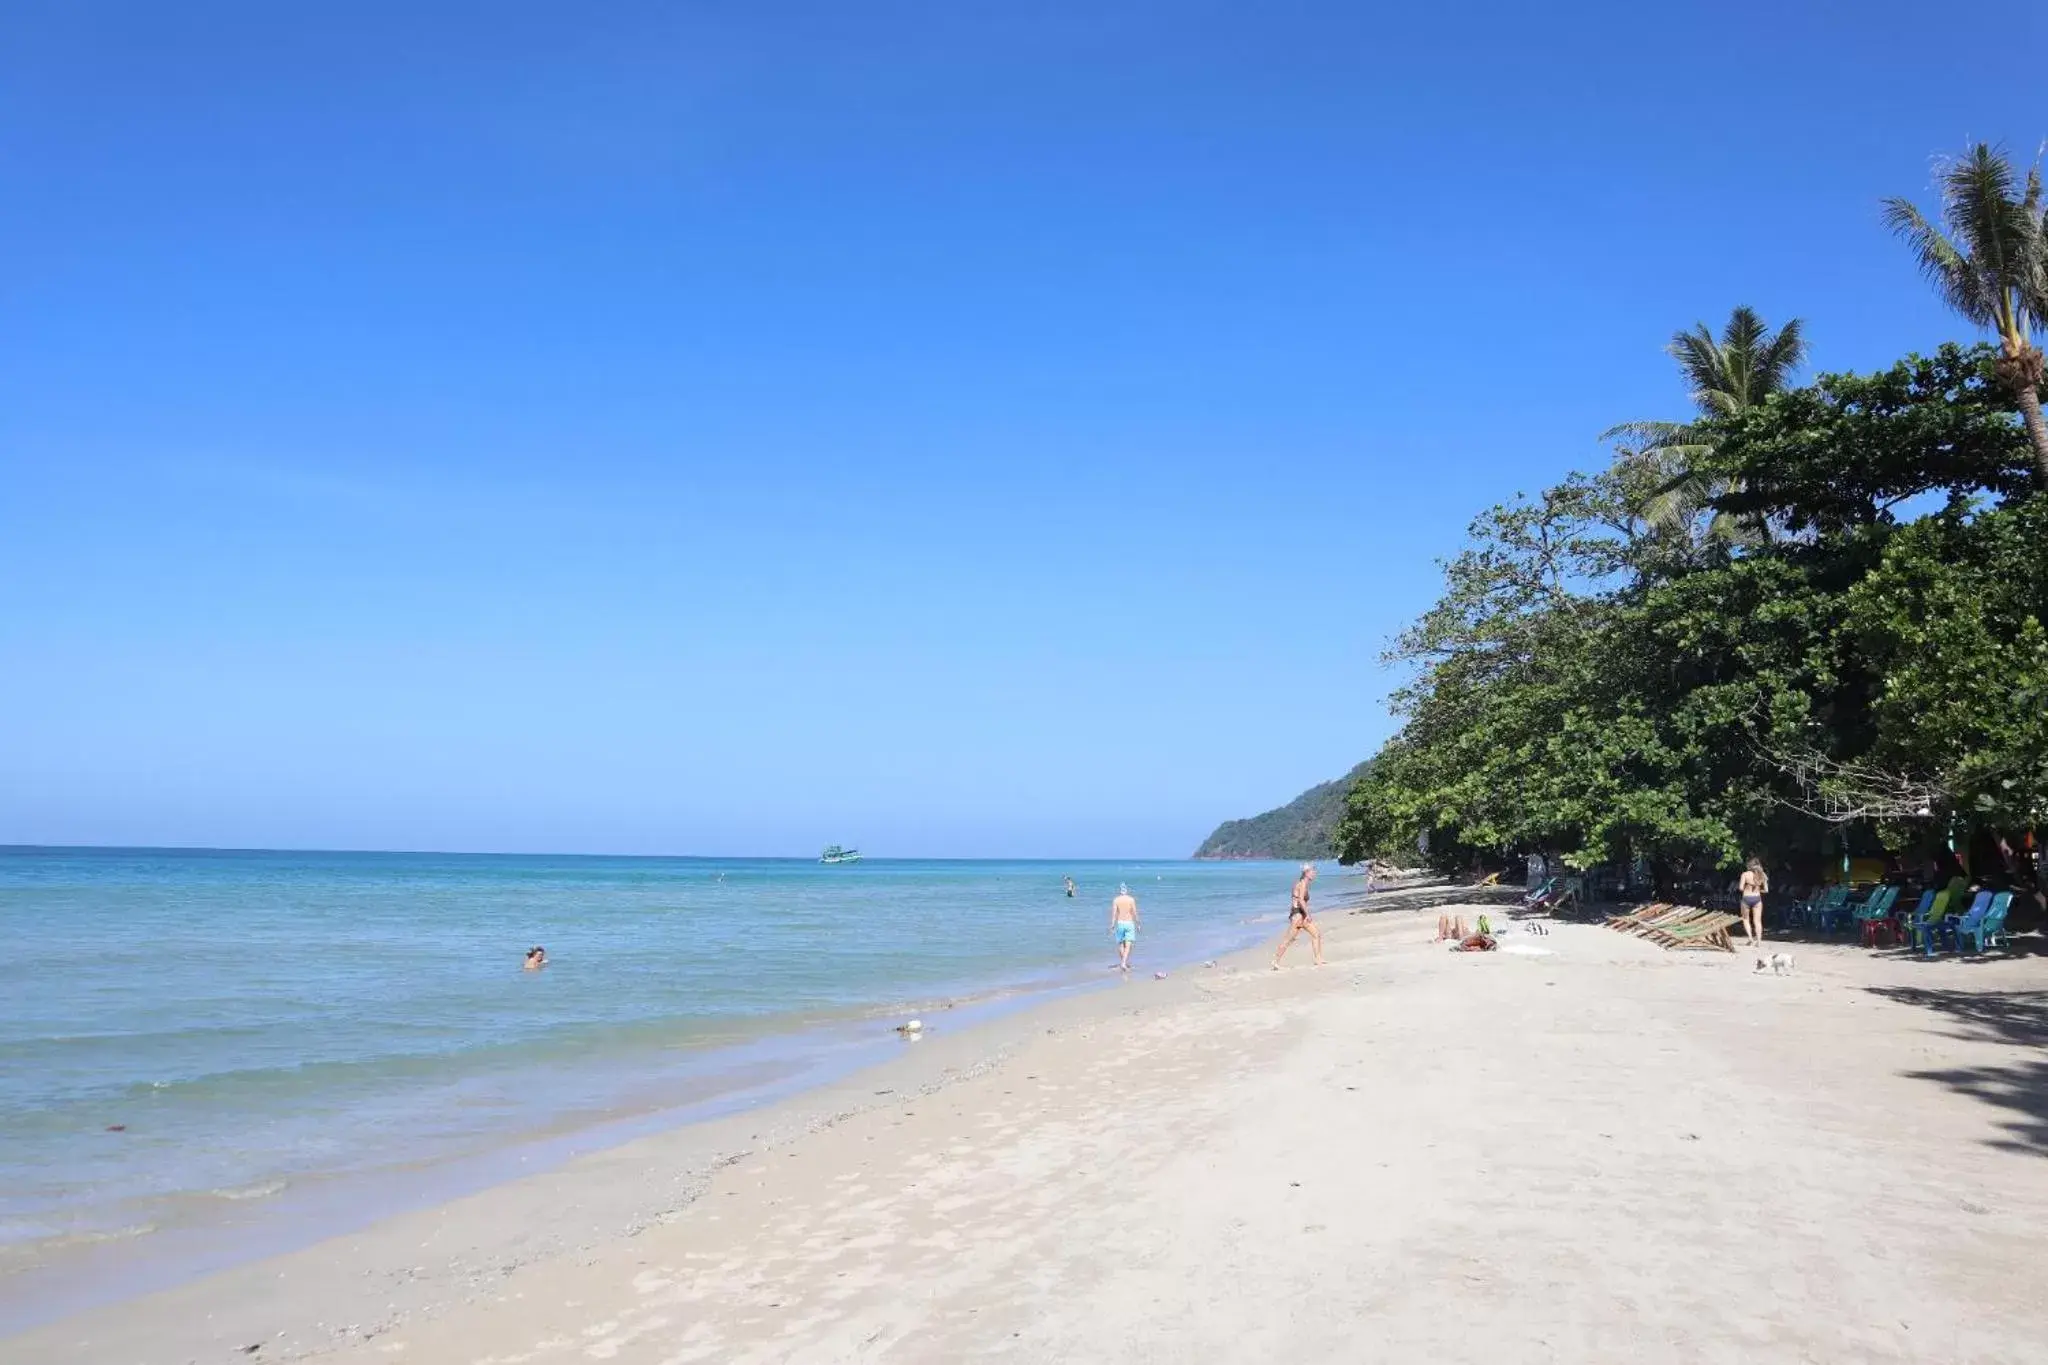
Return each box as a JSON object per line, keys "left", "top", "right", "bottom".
{"left": 1706, "top": 509, "right": 1770, "bottom": 548}
{"left": 1942, "top": 145, "right": 2021, "bottom": 293}
{"left": 1751, "top": 316, "right": 1808, "bottom": 393}
{"left": 1882, "top": 196, "right": 1995, "bottom": 329}
{"left": 1663, "top": 307, "right": 1804, "bottom": 416}
{"left": 1668, "top": 325, "right": 1734, "bottom": 411}
{"left": 1598, "top": 419, "right": 1692, "bottom": 448}
{"left": 1719, "top": 306, "right": 1767, "bottom": 356}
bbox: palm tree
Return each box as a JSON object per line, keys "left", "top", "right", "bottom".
{"left": 1604, "top": 307, "right": 1807, "bottom": 541}
{"left": 1883, "top": 143, "right": 2048, "bottom": 485}
{"left": 1669, "top": 307, "right": 1808, "bottom": 416}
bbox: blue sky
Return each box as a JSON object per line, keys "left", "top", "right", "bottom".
{"left": 2, "top": 2, "right": 2043, "bottom": 856}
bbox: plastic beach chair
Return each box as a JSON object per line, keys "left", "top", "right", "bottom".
{"left": 1932, "top": 891, "right": 1993, "bottom": 957}
{"left": 1825, "top": 886, "right": 1884, "bottom": 937}
{"left": 1906, "top": 886, "right": 1955, "bottom": 954}
{"left": 1955, "top": 891, "right": 2014, "bottom": 955}
{"left": 1850, "top": 886, "right": 1897, "bottom": 944}
{"left": 1881, "top": 890, "right": 1933, "bottom": 949}
{"left": 1789, "top": 885, "right": 1845, "bottom": 932}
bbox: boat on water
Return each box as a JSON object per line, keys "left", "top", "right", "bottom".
{"left": 819, "top": 845, "right": 862, "bottom": 864}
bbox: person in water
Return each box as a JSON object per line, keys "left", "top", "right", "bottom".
{"left": 1064, "top": 875, "right": 1077, "bottom": 898}
{"left": 1109, "top": 883, "right": 1140, "bottom": 972}
{"left": 524, "top": 946, "right": 547, "bottom": 970}
{"left": 1272, "top": 863, "right": 1325, "bottom": 968}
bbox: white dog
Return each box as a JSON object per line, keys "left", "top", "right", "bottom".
{"left": 1752, "top": 953, "right": 1796, "bottom": 976}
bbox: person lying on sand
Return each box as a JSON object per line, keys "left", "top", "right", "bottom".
{"left": 1273, "top": 864, "right": 1324, "bottom": 968}
{"left": 1435, "top": 914, "right": 1469, "bottom": 942}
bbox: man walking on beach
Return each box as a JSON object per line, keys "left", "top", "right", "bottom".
{"left": 1272, "top": 863, "right": 1324, "bottom": 968}
{"left": 1110, "top": 883, "right": 1140, "bottom": 973}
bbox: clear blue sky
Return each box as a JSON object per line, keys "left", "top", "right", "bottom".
{"left": 2, "top": 2, "right": 2041, "bottom": 856}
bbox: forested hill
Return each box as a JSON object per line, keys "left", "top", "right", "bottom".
{"left": 1193, "top": 763, "right": 1369, "bottom": 860}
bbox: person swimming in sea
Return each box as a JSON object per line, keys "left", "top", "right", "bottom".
{"left": 524, "top": 946, "right": 547, "bottom": 970}
{"left": 1064, "top": 875, "right": 1077, "bottom": 898}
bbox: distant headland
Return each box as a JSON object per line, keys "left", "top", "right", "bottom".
{"left": 1192, "top": 762, "right": 1368, "bottom": 860}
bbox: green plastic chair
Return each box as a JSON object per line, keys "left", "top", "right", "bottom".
{"left": 1790, "top": 885, "right": 1846, "bottom": 931}
{"left": 1906, "top": 885, "right": 1955, "bottom": 952}
{"left": 1850, "top": 886, "right": 1898, "bottom": 943}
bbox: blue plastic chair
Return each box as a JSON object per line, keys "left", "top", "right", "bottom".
{"left": 1955, "top": 891, "right": 2014, "bottom": 955}
{"left": 1933, "top": 891, "right": 1994, "bottom": 956}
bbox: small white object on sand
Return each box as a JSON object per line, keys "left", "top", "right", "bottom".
{"left": 896, "top": 1019, "right": 923, "bottom": 1035}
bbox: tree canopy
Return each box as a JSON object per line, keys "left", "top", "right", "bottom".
{"left": 1337, "top": 342, "right": 2048, "bottom": 889}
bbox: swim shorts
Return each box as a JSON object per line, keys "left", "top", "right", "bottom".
{"left": 1114, "top": 922, "right": 1136, "bottom": 945}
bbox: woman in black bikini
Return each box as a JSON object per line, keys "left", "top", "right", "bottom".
{"left": 1738, "top": 857, "right": 1768, "bottom": 949}
{"left": 1272, "top": 864, "right": 1325, "bottom": 968}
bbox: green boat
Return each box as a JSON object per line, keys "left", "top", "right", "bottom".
{"left": 819, "top": 845, "right": 862, "bottom": 864}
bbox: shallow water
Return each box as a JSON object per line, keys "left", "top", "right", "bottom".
{"left": 0, "top": 847, "right": 1300, "bottom": 1279}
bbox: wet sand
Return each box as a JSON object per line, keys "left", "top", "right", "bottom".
{"left": 10, "top": 886, "right": 2047, "bottom": 1363}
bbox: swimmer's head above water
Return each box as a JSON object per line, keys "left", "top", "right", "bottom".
{"left": 524, "top": 946, "right": 547, "bottom": 969}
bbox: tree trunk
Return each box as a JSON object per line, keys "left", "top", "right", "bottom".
{"left": 1994, "top": 346, "right": 2048, "bottom": 488}
{"left": 2016, "top": 382, "right": 2048, "bottom": 489}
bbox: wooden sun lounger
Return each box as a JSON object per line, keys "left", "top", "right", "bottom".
{"left": 1621, "top": 906, "right": 1715, "bottom": 941}
{"left": 1623, "top": 905, "right": 1711, "bottom": 937}
{"left": 1605, "top": 902, "right": 1672, "bottom": 931}
{"left": 1651, "top": 911, "right": 1739, "bottom": 952}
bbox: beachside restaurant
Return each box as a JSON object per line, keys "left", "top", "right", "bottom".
{"left": 1762, "top": 840, "right": 2042, "bottom": 958}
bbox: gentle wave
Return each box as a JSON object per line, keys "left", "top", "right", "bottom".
{"left": 205, "top": 1180, "right": 288, "bottom": 1202}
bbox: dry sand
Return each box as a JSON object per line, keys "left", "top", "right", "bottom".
{"left": 10, "top": 889, "right": 2048, "bottom": 1364}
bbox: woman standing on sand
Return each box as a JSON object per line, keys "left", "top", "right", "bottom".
{"left": 1738, "top": 857, "right": 1768, "bottom": 949}
{"left": 1272, "top": 863, "right": 1324, "bottom": 968}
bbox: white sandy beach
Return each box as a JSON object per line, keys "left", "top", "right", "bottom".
{"left": 9, "top": 889, "right": 2048, "bottom": 1364}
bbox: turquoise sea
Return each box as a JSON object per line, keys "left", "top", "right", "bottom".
{"left": 0, "top": 847, "right": 1307, "bottom": 1319}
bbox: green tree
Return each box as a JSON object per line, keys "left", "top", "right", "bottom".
{"left": 1883, "top": 143, "right": 2048, "bottom": 486}
{"left": 1341, "top": 343, "right": 2048, "bottom": 891}
{"left": 1699, "top": 344, "right": 2034, "bottom": 535}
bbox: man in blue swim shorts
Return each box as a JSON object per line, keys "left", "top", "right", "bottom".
{"left": 1109, "top": 883, "right": 1140, "bottom": 974}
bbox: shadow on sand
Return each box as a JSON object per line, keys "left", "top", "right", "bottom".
{"left": 1867, "top": 985, "right": 2048, "bottom": 1159}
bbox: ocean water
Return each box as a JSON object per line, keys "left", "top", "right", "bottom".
{"left": 0, "top": 847, "right": 1304, "bottom": 1301}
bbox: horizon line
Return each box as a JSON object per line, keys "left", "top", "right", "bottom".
{"left": 0, "top": 842, "right": 1289, "bottom": 863}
